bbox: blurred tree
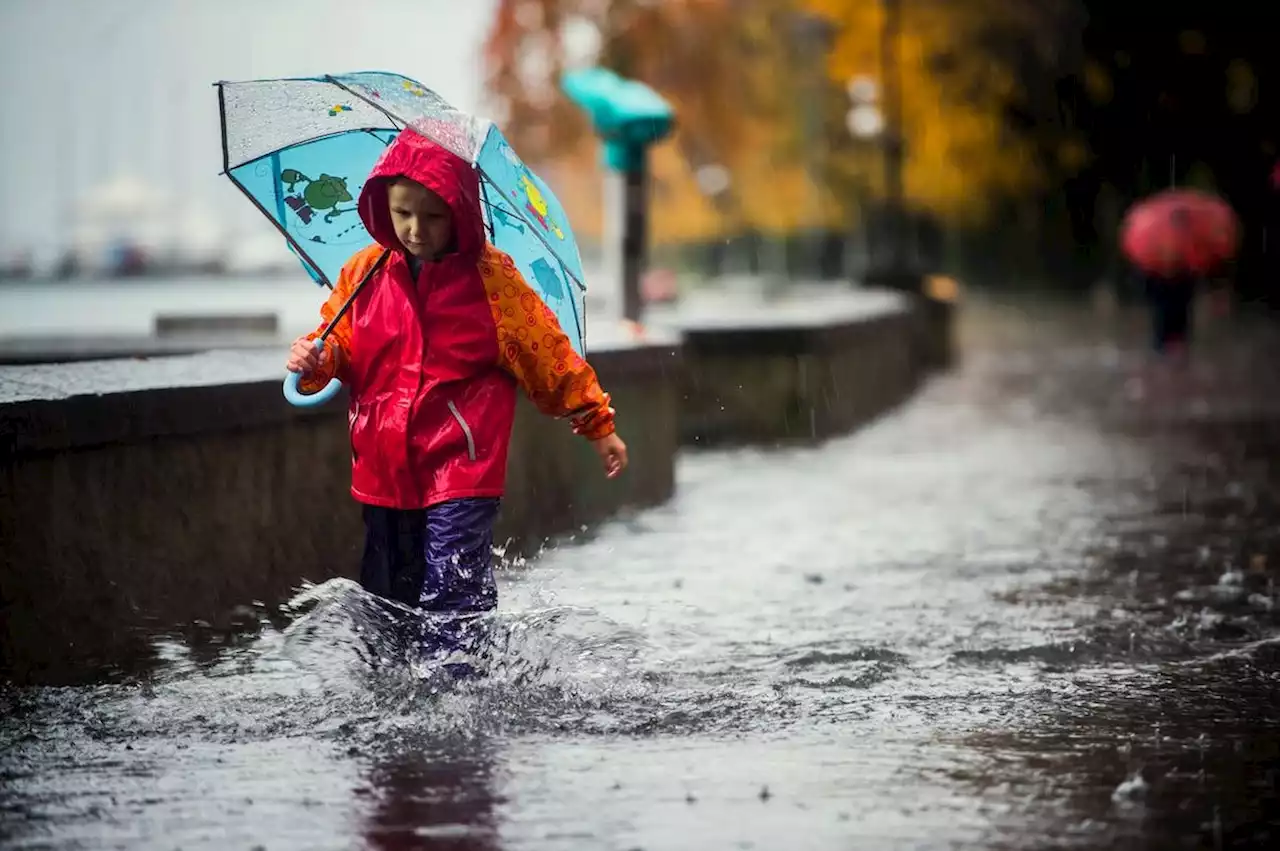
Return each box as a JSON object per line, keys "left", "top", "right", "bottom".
{"left": 807, "top": 0, "right": 1082, "bottom": 226}
{"left": 483, "top": 0, "right": 832, "bottom": 246}
{"left": 483, "top": 0, "right": 1083, "bottom": 249}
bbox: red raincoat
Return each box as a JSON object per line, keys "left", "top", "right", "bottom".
{"left": 299, "top": 130, "right": 615, "bottom": 509}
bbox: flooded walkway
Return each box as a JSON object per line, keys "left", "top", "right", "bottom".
{"left": 4, "top": 295, "right": 1280, "bottom": 849}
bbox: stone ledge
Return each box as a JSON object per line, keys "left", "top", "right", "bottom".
{"left": 648, "top": 287, "right": 950, "bottom": 447}
{"left": 0, "top": 340, "right": 680, "bottom": 458}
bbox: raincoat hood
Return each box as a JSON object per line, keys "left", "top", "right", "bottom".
{"left": 358, "top": 129, "right": 485, "bottom": 262}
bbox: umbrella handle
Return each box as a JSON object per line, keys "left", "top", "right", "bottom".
{"left": 281, "top": 249, "right": 389, "bottom": 408}
{"left": 283, "top": 339, "right": 343, "bottom": 407}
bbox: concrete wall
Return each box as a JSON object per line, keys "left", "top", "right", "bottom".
{"left": 0, "top": 342, "right": 680, "bottom": 683}
{"left": 666, "top": 291, "right": 952, "bottom": 447}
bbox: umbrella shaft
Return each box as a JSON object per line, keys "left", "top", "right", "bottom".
{"left": 318, "top": 250, "right": 389, "bottom": 342}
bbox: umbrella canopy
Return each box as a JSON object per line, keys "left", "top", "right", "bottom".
{"left": 217, "top": 71, "right": 588, "bottom": 355}
{"left": 1120, "top": 189, "right": 1239, "bottom": 279}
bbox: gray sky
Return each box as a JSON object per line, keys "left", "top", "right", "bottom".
{"left": 0, "top": 0, "right": 496, "bottom": 259}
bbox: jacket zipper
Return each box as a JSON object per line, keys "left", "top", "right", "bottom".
{"left": 447, "top": 400, "right": 477, "bottom": 461}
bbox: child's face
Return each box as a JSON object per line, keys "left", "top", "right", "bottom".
{"left": 387, "top": 179, "right": 453, "bottom": 258}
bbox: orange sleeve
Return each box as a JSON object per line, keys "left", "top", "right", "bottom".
{"left": 479, "top": 247, "right": 617, "bottom": 440}
{"left": 297, "top": 246, "right": 382, "bottom": 394}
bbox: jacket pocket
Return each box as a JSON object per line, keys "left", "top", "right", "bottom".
{"left": 446, "top": 400, "right": 477, "bottom": 461}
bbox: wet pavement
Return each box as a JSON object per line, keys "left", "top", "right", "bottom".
{"left": 4, "top": 293, "right": 1280, "bottom": 849}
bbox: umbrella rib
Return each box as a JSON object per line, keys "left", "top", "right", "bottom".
{"left": 325, "top": 74, "right": 485, "bottom": 164}
{"left": 476, "top": 190, "right": 586, "bottom": 350}
{"left": 479, "top": 181, "right": 496, "bottom": 242}
{"left": 217, "top": 84, "right": 232, "bottom": 174}
{"left": 325, "top": 76, "right": 409, "bottom": 131}
{"left": 563, "top": 251, "right": 585, "bottom": 351}
{"left": 476, "top": 168, "right": 585, "bottom": 294}
{"left": 224, "top": 127, "right": 398, "bottom": 173}
{"left": 225, "top": 171, "right": 333, "bottom": 289}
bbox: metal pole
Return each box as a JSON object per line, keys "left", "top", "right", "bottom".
{"left": 880, "top": 0, "right": 905, "bottom": 273}
{"left": 621, "top": 157, "right": 647, "bottom": 323}
{"left": 806, "top": 18, "right": 827, "bottom": 279}
{"left": 602, "top": 170, "right": 624, "bottom": 322}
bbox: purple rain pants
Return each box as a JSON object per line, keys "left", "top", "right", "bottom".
{"left": 359, "top": 498, "right": 501, "bottom": 660}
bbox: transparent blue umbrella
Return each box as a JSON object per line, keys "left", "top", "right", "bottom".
{"left": 216, "top": 71, "right": 588, "bottom": 405}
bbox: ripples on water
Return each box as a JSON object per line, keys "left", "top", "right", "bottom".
{"left": 1, "top": 580, "right": 667, "bottom": 745}
{"left": 4, "top": 315, "right": 1280, "bottom": 849}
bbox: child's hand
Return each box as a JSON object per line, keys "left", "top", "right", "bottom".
{"left": 592, "top": 433, "right": 628, "bottom": 479}
{"left": 286, "top": 335, "right": 329, "bottom": 374}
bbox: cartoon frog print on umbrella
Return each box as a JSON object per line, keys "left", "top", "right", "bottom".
{"left": 280, "top": 169, "right": 356, "bottom": 225}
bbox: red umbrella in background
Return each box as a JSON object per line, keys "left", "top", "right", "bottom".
{"left": 1120, "top": 189, "right": 1240, "bottom": 278}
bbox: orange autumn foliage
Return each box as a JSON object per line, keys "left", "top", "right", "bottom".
{"left": 483, "top": 0, "right": 1072, "bottom": 245}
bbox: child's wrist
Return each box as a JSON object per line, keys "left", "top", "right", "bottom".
{"left": 577, "top": 420, "right": 616, "bottom": 441}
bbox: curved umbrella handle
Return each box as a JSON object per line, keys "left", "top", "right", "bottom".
{"left": 283, "top": 339, "right": 343, "bottom": 407}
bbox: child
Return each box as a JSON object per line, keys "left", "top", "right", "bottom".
{"left": 285, "top": 129, "right": 627, "bottom": 663}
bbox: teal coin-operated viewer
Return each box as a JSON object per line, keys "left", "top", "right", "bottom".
{"left": 560, "top": 68, "right": 675, "bottom": 323}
